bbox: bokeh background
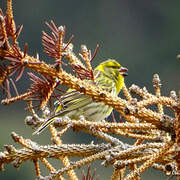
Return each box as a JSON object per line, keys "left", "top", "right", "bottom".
{"left": 0, "top": 0, "right": 180, "bottom": 179}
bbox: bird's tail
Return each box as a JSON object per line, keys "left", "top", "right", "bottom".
{"left": 32, "top": 117, "right": 56, "bottom": 135}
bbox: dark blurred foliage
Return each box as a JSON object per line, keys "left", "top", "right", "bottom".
{"left": 0, "top": 0, "right": 179, "bottom": 179}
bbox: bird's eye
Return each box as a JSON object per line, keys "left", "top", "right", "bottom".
{"left": 109, "top": 66, "right": 119, "bottom": 69}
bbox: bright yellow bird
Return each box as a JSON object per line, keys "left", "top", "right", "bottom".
{"left": 33, "top": 59, "right": 128, "bottom": 135}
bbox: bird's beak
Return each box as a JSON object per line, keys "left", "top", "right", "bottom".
{"left": 119, "top": 67, "right": 128, "bottom": 76}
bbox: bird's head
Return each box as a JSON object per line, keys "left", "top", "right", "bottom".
{"left": 95, "top": 59, "right": 128, "bottom": 93}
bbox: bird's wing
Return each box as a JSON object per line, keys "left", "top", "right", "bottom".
{"left": 57, "top": 90, "right": 93, "bottom": 113}
{"left": 33, "top": 91, "right": 92, "bottom": 135}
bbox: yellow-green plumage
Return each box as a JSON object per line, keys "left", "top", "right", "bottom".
{"left": 33, "top": 59, "right": 128, "bottom": 135}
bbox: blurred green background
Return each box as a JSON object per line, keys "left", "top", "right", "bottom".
{"left": 0, "top": 0, "right": 179, "bottom": 179}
